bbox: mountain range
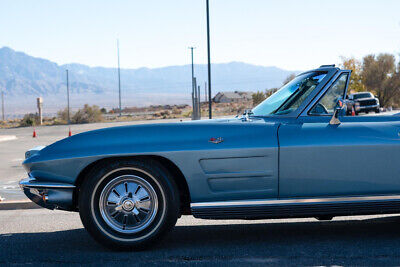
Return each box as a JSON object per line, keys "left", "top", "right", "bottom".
{"left": 0, "top": 47, "right": 299, "bottom": 115}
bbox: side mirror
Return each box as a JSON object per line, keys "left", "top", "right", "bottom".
{"left": 329, "top": 99, "right": 345, "bottom": 125}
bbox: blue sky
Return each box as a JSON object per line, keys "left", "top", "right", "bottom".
{"left": 0, "top": 0, "right": 399, "bottom": 70}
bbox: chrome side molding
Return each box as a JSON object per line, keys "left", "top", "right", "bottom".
{"left": 19, "top": 178, "right": 76, "bottom": 189}
{"left": 191, "top": 195, "right": 400, "bottom": 208}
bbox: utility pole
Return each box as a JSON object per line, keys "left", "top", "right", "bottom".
{"left": 204, "top": 82, "right": 208, "bottom": 103}
{"left": 189, "top": 47, "right": 196, "bottom": 101}
{"left": 1, "top": 91, "right": 4, "bottom": 121}
{"left": 189, "top": 47, "right": 197, "bottom": 120}
{"left": 198, "top": 85, "right": 201, "bottom": 118}
{"left": 206, "top": 0, "right": 212, "bottom": 119}
{"left": 189, "top": 47, "right": 196, "bottom": 85}
{"left": 66, "top": 70, "right": 70, "bottom": 124}
{"left": 117, "top": 39, "right": 122, "bottom": 117}
{"left": 192, "top": 78, "right": 200, "bottom": 120}
{"left": 37, "top": 97, "right": 43, "bottom": 125}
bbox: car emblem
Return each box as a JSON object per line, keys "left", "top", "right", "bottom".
{"left": 209, "top": 137, "right": 224, "bottom": 144}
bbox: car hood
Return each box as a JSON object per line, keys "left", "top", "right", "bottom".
{"left": 24, "top": 117, "right": 277, "bottom": 164}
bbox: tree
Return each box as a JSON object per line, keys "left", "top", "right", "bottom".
{"left": 340, "top": 57, "right": 365, "bottom": 93}
{"left": 57, "top": 108, "right": 69, "bottom": 122}
{"left": 72, "top": 104, "right": 103, "bottom": 124}
{"left": 383, "top": 71, "right": 400, "bottom": 108}
{"left": 19, "top": 113, "right": 38, "bottom": 127}
{"left": 282, "top": 73, "right": 296, "bottom": 85}
{"left": 361, "top": 53, "right": 399, "bottom": 107}
{"left": 58, "top": 105, "right": 103, "bottom": 124}
{"left": 252, "top": 91, "right": 266, "bottom": 106}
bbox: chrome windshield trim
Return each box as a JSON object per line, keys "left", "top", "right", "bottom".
{"left": 190, "top": 195, "right": 400, "bottom": 208}
{"left": 19, "top": 178, "right": 76, "bottom": 189}
{"left": 251, "top": 68, "right": 338, "bottom": 119}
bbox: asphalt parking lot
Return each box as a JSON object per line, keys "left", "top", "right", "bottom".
{"left": 2, "top": 209, "right": 400, "bottom": 265}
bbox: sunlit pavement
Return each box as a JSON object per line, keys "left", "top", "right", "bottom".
{"left": 1, "top": 209, "right": 400, "bottom": 265}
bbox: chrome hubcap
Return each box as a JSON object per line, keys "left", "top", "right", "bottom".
{"left": 99, "top": 175, "right": 158, "bottom": 234}
{"left": 122, "top": 199, "right": 135, "bottom": 211}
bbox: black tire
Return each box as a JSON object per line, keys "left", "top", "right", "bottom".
{"left": 78, "top": 158, "right": 180, "bottom": 250}
{"left": 375, "top": 109, "right": 380, "bottom": 113}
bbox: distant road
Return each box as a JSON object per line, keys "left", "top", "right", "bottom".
{"left": 361, "top": 110, "right": 400, "bottom": 116}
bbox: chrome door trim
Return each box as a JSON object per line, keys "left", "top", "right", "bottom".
{"left": 190, "top": 195, "right": 400, "bottom": 208}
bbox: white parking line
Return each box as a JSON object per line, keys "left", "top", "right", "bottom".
{"left": 1, "top": 186, "right": 18, "bottom": 190}
{"left": 0, "top": 135, "right": 17, "bottom": 142}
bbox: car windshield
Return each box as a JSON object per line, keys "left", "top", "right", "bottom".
{"left": 252, "top": 71, "right": 327, "bottom": 116}
{"left": 353, "top": 93, "right": 372, "bottom": 99}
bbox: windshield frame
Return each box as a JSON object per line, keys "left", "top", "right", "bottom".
{"left": 300, "top": 69, "right": 352, "bottom": 117}
{"left": 250, "top": 68, "right": 338, "bottom": 118}
{"left": 307, "top": 71, "right": 351, "bottom": 117}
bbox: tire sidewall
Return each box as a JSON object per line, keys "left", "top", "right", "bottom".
{"left": 79, "top": 159, "right": 179, "bottom": 249}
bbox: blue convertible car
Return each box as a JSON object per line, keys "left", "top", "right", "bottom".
{"left": 20, "top": 65, "right": 400, "bottom": 249}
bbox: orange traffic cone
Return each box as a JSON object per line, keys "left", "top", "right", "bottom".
{"left": 351, "top": 106, "right": 355, "bottom": 116}
{"left": 32, "top": 128, "right": 37, "bottom": 138}
{"left": 68, "top": 128, "right": 72, "bottom": 137}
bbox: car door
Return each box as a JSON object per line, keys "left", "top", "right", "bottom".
{"left": 278, "top": 70, "right": 400, "bottom": 198}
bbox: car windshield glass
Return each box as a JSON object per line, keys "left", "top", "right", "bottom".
{"left": 252, "top": 72, "right": 327, "bottom": 116}
{"left": 353, "top": 93, "right": 372, "bottom": 99}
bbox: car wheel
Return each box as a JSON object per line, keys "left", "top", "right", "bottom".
{"left": 78, "top": 158, "right": 180, "bottom": 250}
{"left": 365, "top": 111, "right": 369, "bottom": 114}
{"left": 375, "top": 109, "right": 380, "bottom": 113}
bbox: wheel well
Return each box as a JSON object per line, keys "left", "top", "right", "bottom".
{"left": 73, "top": 155, "right": 192, "bottom": 215}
